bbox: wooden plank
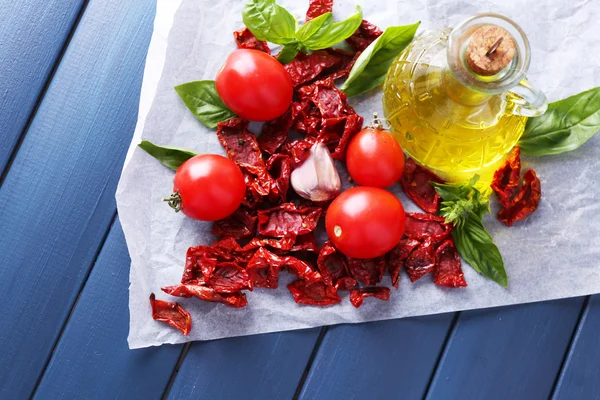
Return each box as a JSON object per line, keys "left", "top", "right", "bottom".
{"left": 0, "top": 0, "right": 156, "bottom": 397}
{"left": 298, "top": 314, "right": 456, "bottom": 400}
{"left": 425, "top": 298, "right": 585, "bottom": 400}
{"left": 0, "top": 0, "right": 84, "bottom": 174}
{"left": 166, "top": 329, "right": 321, "bottom": 399}
{"left": 33, "top": 219, "right": 183, "bottom": 399}
{"left": 552, "top": 296, "right": 600, "bottom": 399}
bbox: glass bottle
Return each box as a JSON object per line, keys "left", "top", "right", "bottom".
{"left": 382, "top": 13, "right": 547, "bottom": 184}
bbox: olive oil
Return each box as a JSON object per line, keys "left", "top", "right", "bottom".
{"left": 383, "top": 15, "right": 547, "bottom": 184}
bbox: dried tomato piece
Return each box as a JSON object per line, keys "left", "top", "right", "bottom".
{"left": 292, "top": 101, "right": 321, "bottom": 137}
{"left": 288, "top": 279, "right": 342, "bottom": 306}
{"left": 434, "top": 240, "right": 467, "bottom": 288}
{"left": 405, "top": 238, "right": 436, "bottom": 282}
{"left": 207, "top": 262, "right": 253, "bottom": 293}
{"left": 306, "top": 0, "right": 333, "bottom": 20}
{"left": 498, "top": 169, "right": 542, "bottom": 226}
{"left": 349, "top": 287, "right": 391, "bottom": 308}
{"left": 266, "top": 153, "right": 291, "bottom": 204}
{"left": 317, "top": 241, "right": 357, "bottom": 290}
{"left": 347, "top": 20, "right": 383, "bottom": 52}
{"left": 283, "top": 51, "right": 346, "bottom": 87}
{"left": 212, "top": 206, "right": 257, "bottom": 239}
{"left": 149, "top": 293, "right": 192, "bottom": 336}
{"left": 291, "top": 233, "right": 320, "bottom": 253}
{"left": 400, "top": 158, "right": 445, "bottom": 214}
{"left": 404, "top": 213, "right": 452, "bottom": 242}
{"left": 233, "top": 27, "right": 270, "bottom": 54}
{"left": 258, "top": 203, "right": 322, "bottom": 237}
{"left": 297, "top": 77, "right": 354, "bottom": 119}
{"left": 211, "top": 237, "right": 254, "bottom": 265}
{"left": 387, "top": 238, "right": 420, "bottom": 288}
{"left": 246, "top": 247, "right": 320, "bottom": 288}
{"left": 243, "top": 236, "right": 296, "bottom": 252}
{"left": 162, "top": 283, "right": 247, "bottom": 308}
{"left": 258, "top": 106, "right": 297, "bottom": 155}
{"left": 324, "top": 49, "right": 361, "bottom": 80}
{"left": 491, "top": 146, "right": 521, "bottom": 206}
{"left": 181, "top": 245, "right": 221, "bottom": 283}
{"left": 347, "top": 256, "right": 386, "bottom": 286}
{"left": 323, "top": 113, "right": 364, "bottom": 160}
{"left": 282, "top": 137, "right": 318, "bottom": 168}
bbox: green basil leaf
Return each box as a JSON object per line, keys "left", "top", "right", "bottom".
{"left": 299, "top": 7, "right": 363, "bottom": 51}
{"left": 277, "top": 42, "right": 300, "bottom": 64}
{"left": 519, "top": 86, "right": 600, "bottom": 156}
{"left": 341, "top": 22, "right": 420, "bottom": 97}
{"left": 242, "top": 0, "right": 297, "bottom": 44}
{"left": 453, "top": 213, "right": 507, "bottom": 287}
{"left": 174, "top": 80, "right": 236, "bottom": 129}
{"left": 138, "top": 140, "right": 198, "bottom": 171}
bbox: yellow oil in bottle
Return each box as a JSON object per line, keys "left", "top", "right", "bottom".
{"left": 383, "top": 29, "right": 527, "bottom": 185}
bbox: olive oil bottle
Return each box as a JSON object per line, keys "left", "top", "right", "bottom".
{"left": 383, "top": 14, "right": 547, "bottom": 184}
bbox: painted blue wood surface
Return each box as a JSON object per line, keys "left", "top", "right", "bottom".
{"left": 0, "top": 0, "right": 84, "bottom": 174}
{"left": 299, "top": 314, "right": 455, "bottom": 400}
{"left": 167, "top": 329, "right": 321, "bottom": 399}
{"left": 552, "top": 296, "right": 600, "bottom": 399}
{"left": 33, "top": 219, "right": 183, "bottom": 399}
{"left": 0, "top": 0, "right": 156, "bottom": 397}
{"left": 425, "top": 299, "right": 585, "bottom": 400}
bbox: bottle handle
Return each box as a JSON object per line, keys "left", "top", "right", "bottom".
{"left": 508, "top": 78, "right": 548, "bottom": 117}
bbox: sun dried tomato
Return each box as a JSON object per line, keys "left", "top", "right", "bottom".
{"left": 162, "top": 283, "right": 248, "bottom": 308}
{"left": 206, "top": 262, "right": 253, "bottom": 293}
{"left": 349, "top": 287, "right": 391, "bottom": 308}
{"left": 258, "top": 106, "right": 297, "bottom": 155}
{"left": 243, "top": 236, "right": 295, "bottom": 252}
{"left": 498, "top": 169, "right": 542, "bottom": 226}
{"left": 266, "top": 153, "right": 291, "bottom": 204}
{"left": 387, "top": 238, "right": 420, "bottom": 288}
{"left": 405, "top": 238, "right": 436, "bottom": 282}
{"left": 322, "top": 48, "right": 360, "bottom": 80}
{"left": 149, "top": 293, "right": 192, "bottom": 336}
{"left": 212, "top": 206, "right": 257, "bottom": 239}
{"left": 288, "top": 279, "right": 342, "bottom": 306}
{"left": 282, "top": 137, "right": 318, "bottom": 168}
{"left": 404, "top": 213, "right": 452, "bottom": 242}
{"left": 181, "top": 245, "right": 221, "bottom": 283}
{"left": 290, "top": 233, "right": 320, "bottom": 253}
{"left": 347, "top": 256, "right": 386, "bottom": 286}
{"left": 347, "top": 20, "right": 383, "bottom": 52}
{"left": 283, "top": 50, "right": 351, "bottom": 87}
{"left": 434, "top": 240, "right": 467, "bottom": 288}
{"left": 306, "top": 0, "right": 333, "bottom": 20}
{"left": 400, "top": 158, "right": 445, "bottom": 214}
{"left": 246, "top": 247, "right": 320, "bottom": 288}
{"left": 258, "top": 203, "right": 321, "bottom": 237}
{"left": 210, "top": 237, "right": 254, "bottom": 265}
{"left": 297, "top": 77, "right": 355, "bottom": 119}
{"left": 322, "top": 113, "right": 364, "bottom": 160}
{"left": 491, "top": 146, "right": 521, "bottom": 206}
{"left": 233, "top": 27, "right": 270, "bottom": 54}
{"left": 317, "top": 241, "right": 357, "bottom": 290}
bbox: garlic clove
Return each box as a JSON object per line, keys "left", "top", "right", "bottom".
{"left": 290, "top": 142, "right": 342, "bottom": 202}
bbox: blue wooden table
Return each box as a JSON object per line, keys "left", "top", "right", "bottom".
{"left": 1, "top": 1, "right": 598, "bottom": 399}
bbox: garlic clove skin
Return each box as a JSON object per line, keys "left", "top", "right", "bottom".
{"left": 291, "top": 142, "right": 342, "bottom": 202}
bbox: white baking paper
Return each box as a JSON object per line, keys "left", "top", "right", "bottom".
{"left": 116, "top": 0, "right": 600, "bottom": 349}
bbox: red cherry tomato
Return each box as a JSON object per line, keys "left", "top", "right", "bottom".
{"left": 215, "top": 49, "right": 293, "bottom": 121}
{"left": 171, "top": 154, "right": 245, "bottom": 221}
{"left": 346, "top": 127, "right": 405, "bottom": 188}
{"left": 326, "top": 187, "right": 405, "bottom": 259}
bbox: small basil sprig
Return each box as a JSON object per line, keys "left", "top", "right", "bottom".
{"left": 432, "top": 176, "right": 508, "bottom": 288}
{"left": 138, "top": 140, "right": 198, "bottom": 171}
{"left": 518, "top": 86, "right": 600, "bottom": 156}
{"left": 174, "top": 80, "right": 237, "bottom": 129}
{"left": 243, "top": 0, "right": 362, "bottom": 64}
{"left": 341, "top": 22, "right": 420, "bottom": 97}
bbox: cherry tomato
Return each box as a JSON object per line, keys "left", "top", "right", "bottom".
{"left": 326, "top": 187, "right": 405, "bottom": 259}
{"left": 346, "top": 127, "right": 405, "bottom": 188}
{"left": 215, "top": 49, "right": 293, "bottom": 121}
{"left": 170, "top": 154, "right": 245, "bottom": 221}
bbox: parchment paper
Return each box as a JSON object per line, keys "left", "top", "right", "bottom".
{"left": 116, "top": 0, "right": 600, "bottom": 349}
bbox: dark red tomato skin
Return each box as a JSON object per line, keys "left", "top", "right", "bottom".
{"left": 346, "top": 127, "right": 405, "bottom": 188}
{"left": 173, "top": 154, "right": 245, "bottom": 221}
{"left": 326, "top": 187, "right": 406, "bottom": 259}
{"left": 215, "top": 49, "right": 293, "bottom": 121}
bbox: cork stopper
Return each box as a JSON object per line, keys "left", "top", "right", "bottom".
{"left": 466, "top": 25, "right": 516, "bottom": 76}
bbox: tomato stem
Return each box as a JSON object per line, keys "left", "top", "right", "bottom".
{"left": 163, "top": 191, "right": 182, "bottom": 212}
{"left": 371, "top": 112, "right": 391, "bottom": 130}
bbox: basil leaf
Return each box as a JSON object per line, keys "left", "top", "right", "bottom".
{"left": 453, "top": 213, "right": 507, "bottom": 287}
{"left": 519, "top": 86, "right": 600, "bottom": 156}
{"left": 138, "top": 140, "right": 198, "bottom": 171}
{"left": 174, "top": 80, "right": 236, "bottom": 129}
{"left": 242, "top": 0, "right": 297, "bottom": 45}
{"left": 341, "top": 22, "right": 420, "bottom": 97}
{"left": 298, "top": 7, "right": 363, "bottom": 51}
{"left": 277, "top": 42, "right": 300, "bottom": 64}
